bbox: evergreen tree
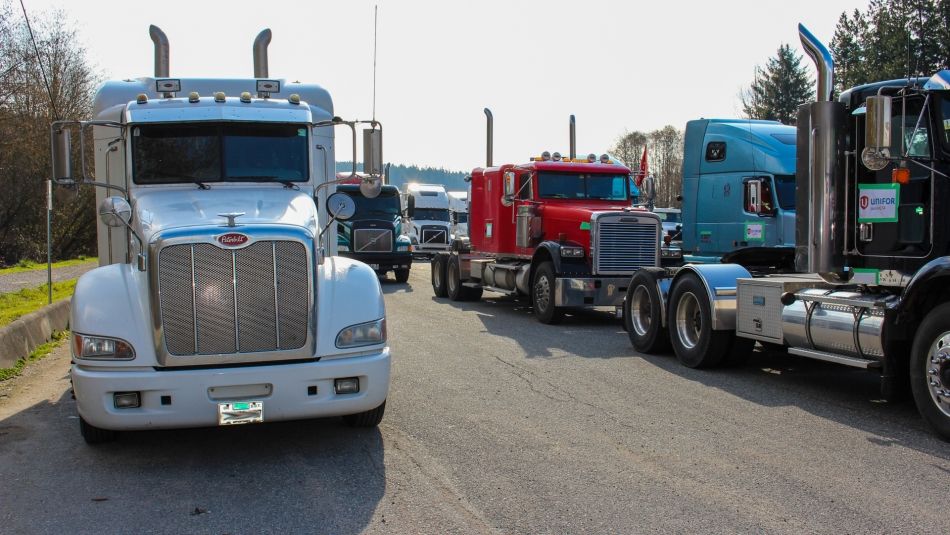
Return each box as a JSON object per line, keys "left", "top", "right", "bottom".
{"left": 741, "top": 44, "right": 814, "bottom": 125}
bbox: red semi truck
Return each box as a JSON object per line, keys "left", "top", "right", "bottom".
{"left": 431, "top": 110, "right": 661, "bottom": 324}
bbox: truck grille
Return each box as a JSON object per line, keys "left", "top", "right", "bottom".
{"left": 594, "top": 217, "right": 659, "bottom": 275}
{"left": 158, "top": 240, "right": 309, "bottom": 356}
{"left": 353, "top": 229, "right": 392, "bottom": 252}
{"left": 421, "top": 226, "right": 447, "bottom": 244}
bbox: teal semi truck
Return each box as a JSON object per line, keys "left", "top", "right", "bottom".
{"left": 678, "top": 119, "right": 797, "bottom": 268}
{"left": 337, "top": 183, "right": 413, "bottom": 282}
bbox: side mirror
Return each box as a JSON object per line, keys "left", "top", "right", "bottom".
{"left": 643, "top": 175, "right": 656, "bottom": 202}
{"left": 327, "top": 192, "right": 356, "bottom": 221}
{"left": 51, "top": 127, "right": 72, "bottom": 182}
{"left": 745, "top": 179, "right": 762, "bottom": 214}
{"left": 363, "top": 128, "right": 383, "bottom": 177}
{"left": 98, "top": 196, "right": 132, "bottom": 227}
{"left": 406, "top": 195, "right": 415, "bottom": 218}
{"left": 502, "top": 170, "right": 515, "bottom": 205}
{"left": 863, "top": 95, "right": 892, "bottom": 171}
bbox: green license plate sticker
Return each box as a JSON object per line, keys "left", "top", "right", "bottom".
{"left": 744, "top": 222, "right": 765, "bottom": 241}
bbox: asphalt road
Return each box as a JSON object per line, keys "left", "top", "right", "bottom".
{"left": 0, "top": 262, "right": 947, "bottom": 534}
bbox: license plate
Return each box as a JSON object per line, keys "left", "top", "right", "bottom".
{"left": 369, "top": 264, "right": 380, "bottom": 270}
{"left": 218, "top": 401, "right": 263, "bottom": 425}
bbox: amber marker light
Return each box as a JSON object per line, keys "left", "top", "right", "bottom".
{"left": 892, "top": 167, "right": 910, "bottom": 184}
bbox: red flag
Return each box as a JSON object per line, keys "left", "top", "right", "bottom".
{"left": 635, "top": 146, "right": 648, "bottom": 187}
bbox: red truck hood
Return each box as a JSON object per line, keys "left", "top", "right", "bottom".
{"left": 538, "top": 202, "right": 645, "bottom": 223}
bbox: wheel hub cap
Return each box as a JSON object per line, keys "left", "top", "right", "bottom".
{"left": 631, "top": 286, "right": 652, "bottom": 336}
{"left": 927, "top": 333, "right": 950, "bottom": 418}
{"left": 535, "top": 277, "right": 550, "bottom": 311}
{"left": 675, "top": 292, "right": 701, "bottom": 350}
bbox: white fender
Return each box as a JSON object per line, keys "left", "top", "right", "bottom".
{"left": 316, "top": 256, "right": 387, "bottom": 357}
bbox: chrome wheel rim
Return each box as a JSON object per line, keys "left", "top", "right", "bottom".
{"left": 630, "top": 285, "right": 652, "bottom": 337}
{"left": 434, "top": 262, "right": 442, "bottom": 289}
{"left": 675, "top": 291, "right": 702, "bottom": 350}
{"left": 447, "top": 263, "right": 457, "bottom": 295}
{"left": 926, "top": 331, "right": 950, "bottom": 419}
{"left": 535, "top": 275, "right": 551, "bottom": 312}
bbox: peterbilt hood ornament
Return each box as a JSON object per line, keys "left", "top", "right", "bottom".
{"left": 219, "top": 212, "right": 246, "bottom": 227}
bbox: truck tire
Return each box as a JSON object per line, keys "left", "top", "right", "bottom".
{"left": 624, "top": 270, "right": 669, "bottom": 353}
{"left": 532, "top": 261, "right": 564, "bottom": 325}
{"left": 394, "top": 267, "right": 410, "bottom": 283}
{"left": 342, "top": 400, "right": 386, "bottom": 428}
{"left": 431, "top": 255, "right": 448, "bottom": 298}
{"left": 667, "top": 273, "right": 732, "bottom": 368}
{"left": 447, "top": 256, "right": 482, "bottom": 301}
{"left": 910, "top": 303, "right": 950, "bottom": 441}
{"left": 80, "top": 416, "right": 118, "bottom": 444}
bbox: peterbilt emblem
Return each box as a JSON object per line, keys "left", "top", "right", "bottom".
{"left": 217, "top": 233, "right": 249, "bottom": 247}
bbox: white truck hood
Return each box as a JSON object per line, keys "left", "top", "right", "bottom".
{"left": 132, "top": 187, "right": 319, "bottom": 241}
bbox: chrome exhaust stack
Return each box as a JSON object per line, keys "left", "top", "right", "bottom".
{"left": 253, "top": 29, "right": 271, "bottom": 79}
{"left": 149, "top": 25, "right": 169, "bottom": 78}
{"left": 484, "top": 108, "right": 493, "bottom": 167}
{"left": 797, "top": 23, "right": 847, "bottom": 282}
{"left": 569, "top": 115, "right": 576, "bottom": 160}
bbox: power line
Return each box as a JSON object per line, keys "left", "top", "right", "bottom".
{"left": 18, "top": 0, "right": 59, "bottom": 120}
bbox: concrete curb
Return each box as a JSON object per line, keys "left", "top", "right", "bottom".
{"left": 0, "top": 299, "right": 70, "bottom": 369}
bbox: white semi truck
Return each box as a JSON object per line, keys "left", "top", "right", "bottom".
{"left": 51, "top": 26, "right": 391, "bottom": 443}
{"left": 447, "top": 190, "right": 469, "bottom": 239}
{"left": 402, "top": 183, "right": 452, "bottom": 257}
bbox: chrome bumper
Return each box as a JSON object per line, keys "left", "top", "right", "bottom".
{"left": 554, "top": 276, "right": 630, "bottom": 307}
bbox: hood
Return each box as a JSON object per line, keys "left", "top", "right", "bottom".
{"left": 132, "top": 187, "right": 319, "bottom": 242}
{"left": 539, "top": 202, "right": 637, "bottom": 223}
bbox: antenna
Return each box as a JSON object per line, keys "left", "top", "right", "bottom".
{"left": 373, "top": 4, "right": 378, "bottom": 121}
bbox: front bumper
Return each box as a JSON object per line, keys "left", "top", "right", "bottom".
{"left": 339, "top": 252, "right": 412, "bottom": 271}
{"left": 72, "top": 348, "right": 391, "bottom": 431}
{"left": 413, "top": 242, "right": 450, "bottom": 253}
{"left": 554, "top": 276, "right": 630, "bottom": 307}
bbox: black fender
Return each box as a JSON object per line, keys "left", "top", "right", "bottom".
{"left": 898, "top": 256, "right": 950, "bottom": 326}
{"left": 531, "top": 241, "right": 590, "bottom": 278}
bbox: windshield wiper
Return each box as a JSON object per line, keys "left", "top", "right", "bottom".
{"left": 230, "top": 175, "right": 300, "bottom": 189}
{"left": 163, "top": 173, "right": 210, "bottom": 190}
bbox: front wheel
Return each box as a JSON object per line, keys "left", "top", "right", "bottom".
{"left": 532, "top": 262, "right": 564, "bottom": 325}
{"left": 394, "top": 267, "right": 410, "bottom": 283}
{"left": 910, "top": 303, "right": 950, "bottom": 441}
{"left": 667, "top": 274, "right": 733, "bottom": 368}
{"left": 80, "top": 416, "right": 118, "bottom": 444}
{"left": 343, "top": 400, "right": 386, "bottom": 428}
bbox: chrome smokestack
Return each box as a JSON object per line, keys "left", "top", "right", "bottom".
{"left": 797, "top": 24, "right": 846, "bottom": 281}
{"left": 569, "top": 115, "right": 576, "bottom": 160}
{"left": 253, "top": 29, "right": 271, "bottom": 78}
{"left": 484, "top": 108, "right": 493, "bottom": 167}
{"left": 149, "top": 25, "right": 169, "bottom": 78}
{"left": 799, "top": 23, "right": 834, "bottom": 102}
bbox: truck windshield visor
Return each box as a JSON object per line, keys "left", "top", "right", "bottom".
{"left": 343, "top": 191, "right": 402, "bottom": 219}
{"left": 537, "top": 172, "right": 629, "bottom": 200}
{"left": 413, "top": 208, "right": 450, "bottom": 222}
{"left": 132, "top": 122, "right": 309, "bottom": 184}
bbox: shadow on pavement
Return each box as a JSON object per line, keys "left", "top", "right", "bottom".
{"left": 0, "top": 387, "right": 386, "bottom": 534}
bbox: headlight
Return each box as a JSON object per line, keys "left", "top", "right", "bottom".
{"left": 397, "top": 245, "right": 411, "bottom": 252}
{"left": 72, "top": 333, "right": 135, "bottom": 360}
{"left": 335, "top": 318, "right": 386, "bottom": 349}
{"left": 338, "top": 245, "right": 350, "bottom": 252}
{"left": 560, "top": 246, "right": 584, "bottom": 258}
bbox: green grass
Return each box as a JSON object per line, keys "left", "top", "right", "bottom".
{"left": 0, "top": 331, "right": 68, "bottom": 382}
{"left": 0, "top": 256, "right": 97, "bottom": 275}
{"left": 0, "top": 279, "right": 77, "bottom": 327}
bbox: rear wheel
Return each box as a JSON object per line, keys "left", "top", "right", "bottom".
{"left": 532, "top": 262, "right": 564, "bottom": 325}
{"left": 343, "top": 400, "right": 386, "bottom": 428}
{"left": 668, "top": 274, "right": 732, "bottom": 368}
{"left": 910, "top": 303, "right": 950, "bottom": 441}
{"left": 80, "top": 416, "right": 118, "bottom": 444}
{"left": 394, "top": 267, "right": 410, "bottom": 283}
{"left": 447, "top": 256, "right": 481, "bottom": 301}
{"left": 624, "top": 270, "right": 669, "bottom": 353}
{"left": 431, "top": 255, "right": 448, "bottom": 297}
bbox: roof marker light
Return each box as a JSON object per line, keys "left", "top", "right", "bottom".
{"left": 599, "top": 154, "right": 610, "bottom": 164}
{"left": 541, "top": 151, "right": 551, "bottom": 161}
{"left": 288, "top": 93, "right": 301, "bottom": 105}
{"left": 587, "top": 153, "right": 597, "bottom": 163}
{"left": 136, "top": 93, "right": 148, "bottom": 104}
{"left": 240, "top": 92, "right": 252, "bottom": 103}
{"left": 188, "top": 91, "right": 200, "bottom": 103}
{"left": 214, "top": 92, "right": 226, "bottom": 102}
{"left": 552, "top": 152, "right": 562, "bottom": 162}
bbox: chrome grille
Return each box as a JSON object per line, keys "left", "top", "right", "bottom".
{"left": 353, "top": 229, "right": 393, "bottom": 253}
{"left": 158, "top": 240, "right": 309, "bottom": 357}
{"left": 594, "top": 218, "right": 659, "bottom": 275}
{"left": 421, "top": 226, "right": 447, "bottom": 244}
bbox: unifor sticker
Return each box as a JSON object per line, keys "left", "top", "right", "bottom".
{"left": 858, "top": 183, "right": 900, "bottom": 223}
{"left": 700, "top": 231, "right": 712, "bottom": 243}
{"left": 744, "top": 222, "right": 765, "bottom": 241}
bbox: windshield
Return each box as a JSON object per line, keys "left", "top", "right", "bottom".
{"left": 773, "top": 174, "right": 795, "bottom": 210}
{"left": 132, "top": 122, "right": 309, "bottom": 184}
{"left": 456, "top": 212, "right": 469, "bottom": 224}
{"left": 414, "top": 208, "right": 450, "bottom": 222}
{"left": 537, "top": 172, "right": 629, "bottom": 201}
{"left": 342, "top": 191, "right": 401, "bottom": 220}
{"left": 654, "top": 211, "right": 680, "bottom": 223}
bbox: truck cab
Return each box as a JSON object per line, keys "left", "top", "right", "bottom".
{"left": 53, "top": 27, "right": 391, "bottom": 443}
{"left": 336, "top": 183, "right": 413, "bottom": 282}
{"left": 403, "top": 183, "right": 452, "bottom": 257}
{"left": 448, "top": 190, "right": 469, "bottom": 239}
{"left": 680, "top": 119, "right": 797, "bottom": 264}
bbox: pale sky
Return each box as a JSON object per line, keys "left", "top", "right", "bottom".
{"left": 25, "top": 0, "right": 868, "bottom": 171}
